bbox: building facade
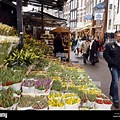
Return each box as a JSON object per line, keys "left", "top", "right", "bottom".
{"left": 63, "top": 0, "right": 120, "bottom": 40}
{"left": 106, "top": 0, "right": 120, "bottom": 36}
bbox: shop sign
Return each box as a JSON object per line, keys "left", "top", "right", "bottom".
{"left": 94, "top": 12, "right": 104, "bottom": 20}
{"left": 86, "top": 14, "right": 92, "bottom": 20}
{"left": 114, "top": 12, "right": 120, "bottom": 25}
{"left": 96, "top": 2, "right": 105, "bottom": 9}
{"left": 45, "top": 31, "right": 49, "bottom": 34}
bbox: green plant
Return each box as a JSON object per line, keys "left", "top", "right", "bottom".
{"left": 87, "top": 93, "right": 96, "bottom": 102}
{"left": 51, "top": 80, "right": 62, "bottom": 91}
{"left": 0, "top": 88, "right": 19, "bottom": 108}
{"left": 5, "top": 47, "right": 39, "bottom": 67}
{"left": 0, "top": 42, "right": 11, "bottom": 65}
{"left": 0, "top": 68, "right": 25, "bottom": 86}
{"left": 0, "top": 23, "right": 17, "bottom": 36}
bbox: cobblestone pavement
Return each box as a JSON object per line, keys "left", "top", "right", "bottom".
{"left": 70, "top": 50, "right": 120, "bottom": 110}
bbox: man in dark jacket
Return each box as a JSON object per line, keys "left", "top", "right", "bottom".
{"left": 103, "top": 31, "right": 120, "bottom": 108}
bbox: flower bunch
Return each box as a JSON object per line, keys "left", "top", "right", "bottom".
{"left": 0, "top": 88, "right": 19, "bottom": 108}
{"left": 22, "top": 80, "right": 35, "bottom": 87}
{"left": 48, "top": 98, "right": 64, "bottom": 107}
{"left": 64, "top": 97, "right": 81, "bottom": 105}
{"left": 35, "top": 79, "right": 52, "bottom": 91}
{"left": 48, "top": 92, "right": 63, "bottom": 99}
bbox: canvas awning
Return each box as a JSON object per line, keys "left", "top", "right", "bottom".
{"left": 23, "top": 11, "right": 67, "bottom": 27}
{"left": 51, "top": 26, "right": 70, "bottom": 33}
{"left": 114, "top": 13, "right": 120, "bottom": 25}
{"left": 10, "top": 0, "right": 68, "bottom": 10}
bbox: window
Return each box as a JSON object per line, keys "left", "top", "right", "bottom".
{"left": 108, "top": 19, "right": 111, "bottom": 29}
{"left": 81, "top": 0, "right": 83, "bottom": 7}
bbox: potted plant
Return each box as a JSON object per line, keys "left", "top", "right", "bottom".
{"left": 1, "top": 68, "right": 25, "bottom": 90}
{"left": 34, "top": 78, "right": 52, "bottom": 94}
{"left": 95, "top": 99, "right": 104, "bottom": 110}
{"left": 0, "top": 88, "right": 19, "bottom": 110}
{"left": 64, "top": 97, "right": 80, "bottom": 110}
{"left": 21, "top": 79, "right": 35, "bottom": 93}
{"left": 103, "top": 99, "right": 112, "bottom": 110}
{"left": 32, "top": 96, "right": 48, "bottom": 110}
{"left": 17, "top": 95, "right": 33, "bottom": 110}
{"left": 48, "top": 98, "right": 65, "bottom": 110}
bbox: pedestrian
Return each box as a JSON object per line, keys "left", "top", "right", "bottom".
{"left": 103, "top": 30, "right": 120, "bottom": 108}
{"left": 53, "top": 32, "right": 65, "bottom": 60}
{"left": 89, "top": 37, "right": 99, "bottom": 65}
{"left": 76, "top": 38, "right": 83, "bottom": 56}
{"left": 81, "top": 39, "right": 90, "bottom": 64}
{"left": 70, "top": 36, "right": 75, "bottom": 51}
{"left": 97, "top": 36, "right": 104, "bottom": 57}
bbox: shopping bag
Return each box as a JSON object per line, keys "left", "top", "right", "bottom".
{"left": 94, "top": 56, "right": 99, "bottom": 63}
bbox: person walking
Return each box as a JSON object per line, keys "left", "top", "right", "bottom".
{"left": 81, "top": 39, "right": 90, "bottom": 64}
{"left": 89, "top": 37, "right": 99, "bottom": 65}
{"left": 70, "top": 36, "right": 76, "bottom": 51}
{"left": 75, "top": 38, "right": 83, "bottom": 56}
{"left": 103, "top": 30, "right": 120, "bottom": 108}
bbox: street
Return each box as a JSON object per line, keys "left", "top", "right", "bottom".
{"left": 70, "top": 50, "right": 120, "bottom": 110}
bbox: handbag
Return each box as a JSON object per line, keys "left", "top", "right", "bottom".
{"left": 94, "top": 56, "right": 99, "bottom": 63}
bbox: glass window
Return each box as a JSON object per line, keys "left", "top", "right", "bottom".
{"left": 81, "top": 0, "right": 83, "bottom": 7}
{"left": 108, "top": 19, "right": 111, "bottom": 29}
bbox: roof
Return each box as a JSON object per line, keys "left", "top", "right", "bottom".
{"left": 23, "top": 11, "right": 67, "bottom": 27}
{"left": 8, "top": 0, "right": 68, "bottom": 10}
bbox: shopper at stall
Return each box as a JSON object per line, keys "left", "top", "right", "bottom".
{"left": 53, "top": 32, "right": 65, "bottom": 60}
{"left": 103, "top": 30, "right": 120, "bottom": 108}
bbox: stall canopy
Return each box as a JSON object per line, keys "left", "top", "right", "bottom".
{"left": 8, "top": 0, "right": 67, "bottom": 10}
{"left": 23, "top": 11, "right": 67, "bottom": 27}
{"left": 114, "top": 12, "right": 120, "bottom": 25}
{"left": 51, "top": 26, "right": 70, "bottom": 33}
{"left": 28, "top": 0, "right": 67, "bottom": 10}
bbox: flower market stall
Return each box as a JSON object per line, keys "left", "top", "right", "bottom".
{"left": 0, "top": 58, "right": 112, "bottom": 110}
{"left": 0, "top": 23, "right": 112, "bottom": 111}
{"left": 51, "top": 27, "right": 70, "bottom": 62}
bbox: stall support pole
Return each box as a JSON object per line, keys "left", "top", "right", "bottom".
{"left": 16, "top": 0, "right": 24, "bottom": 51}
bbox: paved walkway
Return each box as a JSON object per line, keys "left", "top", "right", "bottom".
{"left": 70, "top": 50, "right": 120, "bottom": 110}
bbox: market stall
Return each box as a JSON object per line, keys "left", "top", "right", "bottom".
{"left": 51, "top": 27, "right": 70, "bottom": 62}
{"left": 0, "top": 23, "right": 113, "bottom": 111}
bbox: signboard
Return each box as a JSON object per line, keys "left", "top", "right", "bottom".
{"left": 114, "top": 13, "right": 120, "bottom": 25}
{"left": 96, "top": 2, "right": 105, "bottom": 9}
{"left": 86, "top": 14, "right": 92, "bottom": 20}
{"left": 94, "top": 12, "right": 104, "bottom": 20}
{"left": 45, "top": 31, "right": 49, "bottom": 34}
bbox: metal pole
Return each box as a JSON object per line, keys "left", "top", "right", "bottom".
{"left": 101, "top": 0, "right": 108, "bottom": 41}
{"left": 117, "top": 0, "right": 119, "bottom": 13}
{"left": 41, "top": 1, "right": 44, "bottom": 34}
{"left": 16, "top": 0, "right": 24, "bottom": 51}
{"left": 116, "top": 0, "right": 119, "bottom": 31}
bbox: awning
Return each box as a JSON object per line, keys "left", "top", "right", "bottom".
{"left": 81, "top": 26, "right": 90, "bottom": 31}
{"left": 92, "top": 25, "right": 102, "bottom": 29}
{"left": 51, "top": 26, "right": 70, "bottom": 33}
{"left": 11, "top": 0, "right": 68, "bottom": 10}
{"left": 114, "top": 13, "right": 120, "bottom": 25}
{"left": 23, "top": 11, "right": 67, "bottom": 27}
